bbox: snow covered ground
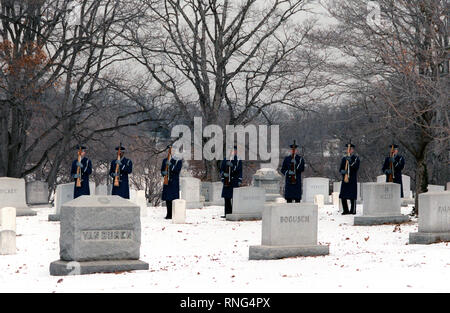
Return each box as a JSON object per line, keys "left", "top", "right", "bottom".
{"left": 1, "top": 203, "right": 449, "bottom": 293}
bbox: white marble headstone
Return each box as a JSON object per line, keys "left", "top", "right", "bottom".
{"left": 361, "top": 183, "right": 401, "bottom": 216}
{"left": 26, "top": 181, "right": 49, "bottom": 205}
{"left": 180, "top": 177, "right": 202, "bottom": 209}
{"left": 427, "top": 185, "right": 445, "bottom": 193}
{"left": 0, "top": 207, "right": 16, "bottom": 255}
{"left": 135, "top": 190, "right": 147, "bottom": 217}
{"left": 252, "top": 168, "right": 282, "bottom": 202}
{"left": 53, "top": 182, "right": 96, "bottom": 217}
{"left": 418, "top": 191, "right": 450, "bottom": 233}
{"left": 0, "top": 177, "right": 36, "bottom": 216}
{"left": 173, "top": 199, "right": 186, "bottom": 224}
{"left": 302, "top": 177, "right": 330, "bottom": 204}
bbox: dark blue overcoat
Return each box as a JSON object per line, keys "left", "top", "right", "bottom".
{"left": 71, "top": 157, "right": 92, "bottom": 198}
{"left": 220, "top": 156, "right": 242, "bottom": 199}
{"left": 339, "top": 155, "right": 360, "bottom": 200}
{"left": 109, "top": 157, "right": 133, "bottom": 199}
{"left": 161, "top": 157, "right": 182, "bottom": 201}
{"left": 382, "top": 155, "right": 405, "bottom": 198}
{"left": 280, "top": 154, "right": 305, "bottom": 200}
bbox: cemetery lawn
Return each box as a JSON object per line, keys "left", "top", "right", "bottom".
{"left": 1, "top": 205, "right": 449, "bottom": 292}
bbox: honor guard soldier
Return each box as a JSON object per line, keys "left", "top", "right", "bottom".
{"left": 220, "top": 146, "right": 243, "bottom": 218}
{"left": 109, "top": 144, "right": 133, "bottom": 199}
{"left": 280, "top": 141, "right": 305, "bottom": 203}
{"left": 382, "top": 144, "right": 405, "bottom": 197}
{"left": 71, "top": 145, "right": 93, "bottom": 199}
{"left": 339, "top": 143, "right": 360, "bottom": 215}
{"left": 161, "top": 145, "right": 182, "bottom": 219}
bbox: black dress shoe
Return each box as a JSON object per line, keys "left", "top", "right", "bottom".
{"left": 165, "top": 216, "right": 172, "bottom": 219}
{"left": 341, "top": 212, "right": 350, "bottom": 215}
{"left": 220, "top": 215, "right": 226, "bottom": 218}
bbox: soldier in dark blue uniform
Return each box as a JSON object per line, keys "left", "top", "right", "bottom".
{"left": 280, "top": 142, "right": 305, "bottom": 203}
{"left": 161, "top": 147, "right": 183, "bottom": 219}
{"left": 220, "top": 146, "right": 243, "bottom": 218}
{"left": 339, "top": 143, "right": 360, "bottom": 215}
{"left": 382, "top": 144, "right": 405, "bottom": 198}
{"left": 109, "top": 145, "right": 133, "bottom": 199}
{"left": 71, "top": 145, "right": 93, "bottom": 198}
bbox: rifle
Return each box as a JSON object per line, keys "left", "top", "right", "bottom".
{"left": 344, "top": 143, "right": 351, "bottom": 183}
{"left": 224, "top": 149, "right": 234, "bottom": 187}
{"left": 76, "top": 145, "right": 82, "bottom": 188}
{"left": 114, "top": 143, "right": 122, "bottom": 187}
{"left": 388, "top": 144, "right": 395, "bottom": 182}
{"left": 163, "top": 145, "right": 172, "bottom": 186}
{"left": 289, "top": 140, "right": 297, "bottom": 184}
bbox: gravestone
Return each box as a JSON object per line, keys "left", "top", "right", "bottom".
{"left": 401, "top": 175, "right": 414, "bottom": 206}
{"left": 252, "top": 168, "right": 282, "bottom": 202}
{"left": 314, "top": 194, "right": 325, "bottom": 209}
{"left": 249, "top": 203, "right": 329, "bottom": 260}
{"left": 95, "top": 184, "right": 108, "bottom": 196}
{"left": 135, "top": 190, "right": 147, "bottom": 217}
{"left": 302, "top": 177, "right": 330, "bottom": 204}
{"left": 49, "top": 195, "right": 148, "bottom": 275}
{"left": 0, "top": 207, "right": 16, "bottom": 255}
{"left": 201, "top": 182, "right": 223, "bottom": 206}
{"left": 378, "top": 174, "right": 412, "bottom": 204}
{"left": 173, "top": 199, "right": 186, "bottom": 224}
{"left": 49, "top": 182, "right": 96, "bottom": 221}
{"left": 427, "top": 185, "right": 445, "bottom": 193}
{"left": 354, "top": 183, "right": 409, "bottom": 225}
{"left": 402, "top": 175, "right": 412, "bottom": 199}
{"left": 0, "top": 177, "right": 36, "bottom": 216}
{"left": 275, "top": 197, "right": 287, "bottom": 204}
{"left": 226, "top": 187, "right": 265, "bottom": 221}
{"left": 409, "top": 191, "right": 450, "bottom": 244}
{"left": 331, "top": 192, "right": 342, "bottom": 212}
{"left": 447, "top": 182, "right": 450, "bottom": 191}
{"left": 26, "top": 181, "right": 49, "bottom": 206}
{"left": 180, "top": 177, "right": 202, "bottom": 209}
{"left": 129, "top": 189, "right": 137, "bottom": 203}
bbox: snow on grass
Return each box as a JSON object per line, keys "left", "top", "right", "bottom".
{"left": 1, "top": 204, "right": 449, "bottom": 292}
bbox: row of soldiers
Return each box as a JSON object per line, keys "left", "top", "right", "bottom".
{"left": 70, "top": 142, "right": 405, "bottom": 218}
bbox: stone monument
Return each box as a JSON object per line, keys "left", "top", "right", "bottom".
{"left": 49, "top": 182, "right": 95, "bottom": 221}
{"left": 427, "top": 185, "right": 445, "bottom": 193}
{"left": 226, "top": 187, "right": 265, "bottom": 221}
{"left": 49, "top": 195, "right": 149, "bottom": 275}
{"left": 354, "top": 183, "right": 409, "bottom": 225}
{"left": 201, "top": 181, "right": 223, "bottom": 206}
{"left": 314, "top": 194, "right": 325, "bottom": 209}
{"left": 249, "top": 203, "right": 329, "bottom": 260}
{"left": 173, "top": 199, "right": 186, "bottom": 224}
{"left": 135, "top": 190, "right": 147, "bottom": 217}
{"left": 0, "top": 207, "right": 16, "bottom": 255}
{"left": 26, "top": 181, "right": 49, "bottom": 206}
{"left": 302, "top": 177, "right": 330, "bottom": 204}
{"left": 409, "top": 191, "right": 450, "bottom": 244}
{"left": 0, "top": 177, "right": 36, "bottom": 216}
{"left": 252, "top": 168, "right": 282, "bottom": 202}
{"left": 180, "top": 177, "right": 202, "bottom": 209}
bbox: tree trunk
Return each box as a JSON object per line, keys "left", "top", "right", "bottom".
{"left": 204, "top": 159, "right": 220, "bottom": 182}
{"left": 413, "top": 151, "right": 430, "bottom": 216}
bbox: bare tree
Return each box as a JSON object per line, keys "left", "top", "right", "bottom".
{"left": 118, "top": 0, "right": 328, "bottom": 180}
{"left": 320, "top": 0, "right": 449, "bottom": 214}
